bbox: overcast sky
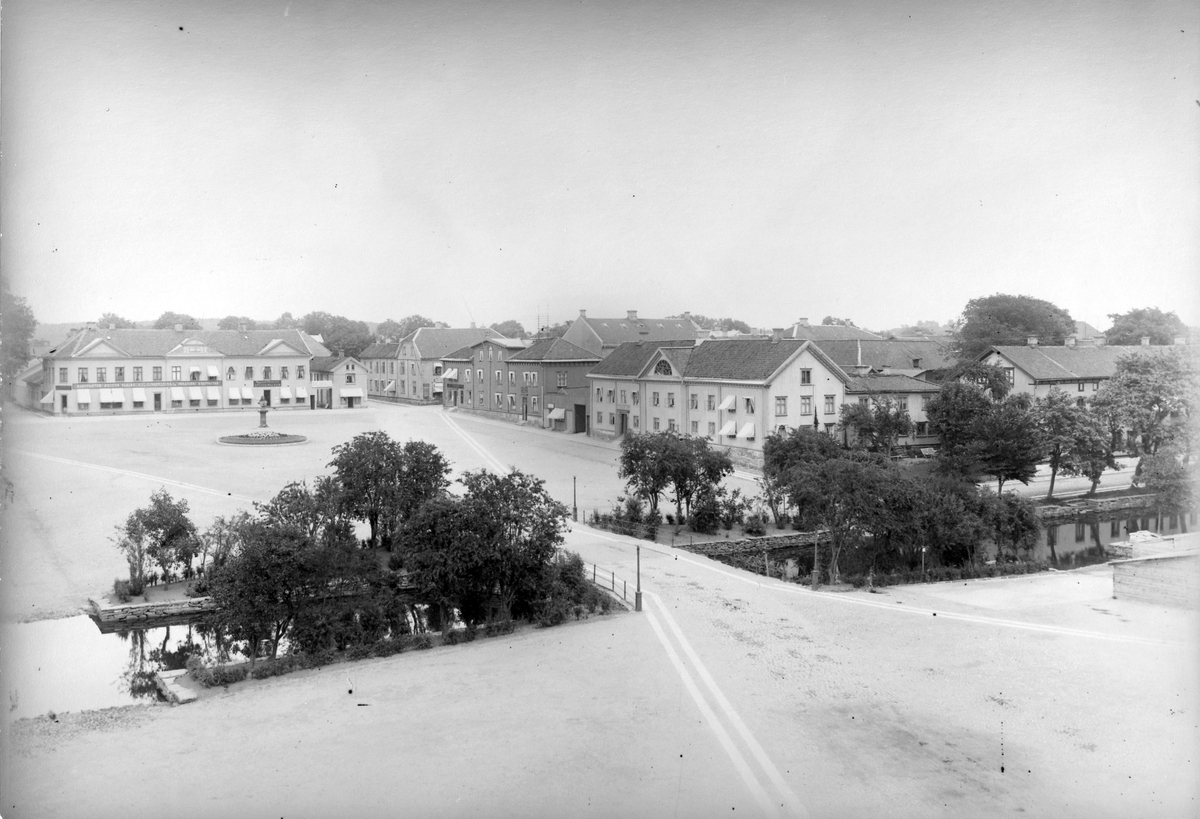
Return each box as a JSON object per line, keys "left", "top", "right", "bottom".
{"left": 3, "top": 0, "right": 1197, "bottom": 334}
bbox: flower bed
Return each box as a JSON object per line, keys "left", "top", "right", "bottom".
{"left": 218, "top": 431, "right": 307, "bottom": 445}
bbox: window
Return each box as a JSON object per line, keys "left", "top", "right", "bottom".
{"left": 606, "top": 389, "right": 614, "bottom": 403}
{"left": 244, "top": 366, "right": 253, "bottom": 380}
{"left": 632, "top": 417, "right": 639, "bottom": 428}
{"left": 824, "top": 395, "right": 835, "bottom": 414}
{"left": 523, "top": 372, "right": 530, "bottom": 384}
{"left": 77, "top": 399, "right": 91, "bottom": 410}
{"left": 531, "top": 372, "right": 538, "bottom": 386}
{"left": 496, "top": 393, "right": 503, "bottom": 407}
{"left": 478, "top": 391, "right": 484, "bottom": 405}
{"left": 96, "top": 368, "right": 107, "bottom": 382}
{"left": 115, "top": 367, "right": 124, "bottom": 382}
{"left": 59, "top": 368, "right": 68, "bottom": 383}
{"left": 133, "top": 401, "right": 144, "bottom": 409}
{"left": 190, "top": 368, "right": 201, "bottom": 381}
{"left": 707, "top": 394, "right": 715, "bottom": 411}
{"left": 434, "top": 365, "right": 442, "bottom": 376}
{"left": 668, "top": 419, "right": 677, "bottom": 431}
{"left": 226, "top": 367, "right": 235, "bottom": 380}
{"left": 800, "top": 369, "right": 812, "bottom": 385}
{"left": 597, "top": 411, "right": 603, "bottom": 423}
{"left": 100, "top": 398, "right": 122, "bottom": 410}
{"left": 653, "top": 417, "right": 660, "bottom": 430}
{"left": 478, "top": 350, "right": 484, "bottom": 362}
{"left": 667, "top": 393, "right": 675, "bottom": 408}
{"left": 280, "top": 366, "right": 289, "bottom": 380}
{"left": 345, "top": 373, "right": 355, "bottom": 384}
{"left": 531, "top": 396, "right": 538, "bottom": 411}
{"left": 171, "top": 399, "right": 182, "bottom": 408}
{"left": 465, "top": 369, "right": 472, "bottom": 383}
{"left": 596, "top": 388, "right": 602, "bottom": 402}
{"left": 690, "top": 393, "right": 698, "bottom": 410}
{"left": 609, "top": 413, "right": 615, "bottom": 424}
{"left": 509, "top": 395, "right": 517, "bottom": 410}
{"left": 632, "top": 391, "right": 639, "bottom": 405}
{"left": 708, "top": 422, "right": 716, "bottom": 436}
{"left": 1092, "top": 381, "right": 1099, "bottom": 391}
{"left": 691, "top": 421, "right": 699, "bottom": 433}
{"left": 652, "top": 392, "right": 660, "bottom": 406}
{"left": 298, "top": 366, "right": 304, "bottom": 379}
{"left": 189, "top": 398, "right": 200, "bottom": 407}
{"left": 859, "top": 397, "right": 869, "bottom": 406}
{"left": 78, "top": 367, "right": 89, "bottom": 383}
{"left": 497, "top": 370, "right": 503, "bottom": 382}
{"left": 744, "top": 397, "right": 754, "bottom": 414}
{"left": 1078, "top": 381, "right": 1085, "bottom": 392}
{"left": 170, "top": 366, "right": 181, "bottom": 381}
{"left": 153, "top": 366, "right": 163, "bottom": 380}
{"left": 477, "top": 370, "right": 483, "bottom": 382}
{"left": 912, "top": 358, "right": 922, "bottom": 369}
{"left": 497, "top": 351, "right": 504, "bottom": 362}
{"left": 801, "top": 396, "right": 812, "bottom": 415}
{"left": 922, "top": 394, "right": 931, "bottom": 407}
{"left": 509, "top": 371, "right": 516, "bottom": 385}
{"left": 557, "top": 372, "right": 567, "bottom": 388}
{"left": 263, "top": 366, "right": 272, "bottom": 380}
{"left": 208, "top": 398, "right": 219, "bottom": 407}
{"left": 466, "top": 392, "right": 473, "bottom": 405}
{"left": 916, "top": 421, "right": 928, "bottom": 435}
{"left": 620, "top": 390, "right": 627, "bottom": 404}
{"left": 775, "top": 396, "right": 787, "bottom": 416}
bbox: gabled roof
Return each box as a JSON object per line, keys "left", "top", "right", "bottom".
{"left": 311, "top": 355, "right": 360, "bottom": 372}
{"left": 683, "top": 339, "right": 810, "bottom": 381}
{"left": 442, "top": 345, "right": 476, "bottom": 362}
{"left": 579, "top": 315, "right": 702, "bottom": 347}
{"left": 407, "top": 327, "right": 504, "bottom": 360}
{"left": 658, "top": 347, "right": 693, "bottom": 375}
{"left": 47, "top": 329, "right": 328, "bottom": 359}
{"left": 788, "top": 323, "right": 882, "bottom": 341}
{"left": 843, "top": 373, "right": 940, "bottom": 394}
{"left": 359, "top": 341, "right": 402, "bottom": 359}
{"left": 811, "top": 339, "right": 952, "bottom": 372}
{"left": 587, "top": 340, "right": 697, "bottom": 377}
{"left": 508, "top": 337, "right": 600, "bottom": 363}
{"left": 983, "top": 344, "right": 1182, "bottom": 381}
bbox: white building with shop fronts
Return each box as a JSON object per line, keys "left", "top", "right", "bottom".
{"left": 309, "top": 355, "right": 367, "bottom": 409}
{"left": 36, "top": 327, "right": 328, "bottom": 416}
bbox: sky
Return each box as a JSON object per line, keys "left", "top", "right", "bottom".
{"left": 3, "top": 0, "right": 1198, "bottom": 335}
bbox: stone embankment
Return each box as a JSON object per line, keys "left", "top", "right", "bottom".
{"left": 88, "top": 596, "right": 216, "bottom": 632}
{"left": 676, "top": 530, "right": 827, "bottom": 559}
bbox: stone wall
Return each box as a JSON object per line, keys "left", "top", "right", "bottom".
{"left": 91, "top": 596, "right": 216, "bottom": 630}
{"left": 676, "top": 530, "right": 826, "bottom": 558}
{"left": 1112, "top": 553, "right": 1200, "bottom": 609}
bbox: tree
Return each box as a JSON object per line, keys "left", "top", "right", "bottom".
{"left": 663, "top": 435, "right": 733, "bottom": 529}
{"left": 394, "top": 315, "right": 439, "bottom": 339}
{"left": 1136, "top": 444, "right": 1195, "bottom": 529}
{"left": 980, "top": 490, "right": 1041, "bottom": 560}
{"left": 1095, "top": 347, "right": 1197, "bottom": 458}
{"left": 375, "top": 319, "right": 404, "bottom": 340}
{"left": 1033, "top": 389, "right": 1087, "bottom": 498}
{"left": 839, "top": 396, "right": 913, "bottom": 457}
{"left": 1063, "top": 411, "right": 1118, "bottom": 496}
{"left": 301, "top": 312, "right": 373, "bottom": 358}
{"left": 1, "top": 279, "right": 37, "bottom": 382}
{"left": 977, "top": 394, "right": 1044, "bottom": 493}
{"left": 925, "top": 381, "right": 994, "bottom": 478}
{"left": 97, "top": 312, "right": 137, "bottom": 329}
{"left": 271, "top": 312, "right": 300, "bottom": 329}
{"left": 822, "top": 316, "right": 857, "bottom": 327}
{"left": 926, "top": 360, "right": 1011, "bottom": 399}
{"left": 489, "top": 320, "right": 526, "bottom": 338}
{"left": 198, "top": 511, "right": 253, "bottom": 574}
{"left": 152, "top": 311, "right": 202, "bottom": 330}
{"left": 537, "top": 321, "right": 571, "bottom": 338}
{"left": 761, "top": 427, "right": 842, "bottom": 525}
{"left": 951, "top": 294, "right": 1075, "bottom": 360}
{"left": 617, "top": 432, "right": 676, "bottom": 517}
{"left": 254, "top": 477, "right": 353, "bottom": 548}
{"left": 1105, "top": 307, "right": 1188, "bottom": 347}
{"left": 115, "top": 489, "right": 200, "bottom": 587}
{"left": 217, "top": 315, "right": 258, "bottom": 331}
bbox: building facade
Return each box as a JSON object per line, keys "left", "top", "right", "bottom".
{"left": 365, "top": 327, "right": 504, "bottom": 404}
{"left": 38, "top": 328, "right": 328, "bottom": 416}
{"left": 439, "top": 337, "right": 532, "bottom": 419}
{"left": 309, "top": 355, "right": 367, "bottom": 409}
{"left": 561, "top": 309, "right": 702, "bottom": 358}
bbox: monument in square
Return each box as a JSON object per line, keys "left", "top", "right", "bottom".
{"left": 217, "top": 397, "right": 308, "bottom": 446}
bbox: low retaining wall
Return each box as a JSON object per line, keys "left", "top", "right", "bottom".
{"left": 1112, "top": 552, "right": 1200, "bottom": 609}
{"left": 676, "top": 530, "right": 827, "bottom": 558}
{"left": 90, "top": 596, "right": 216, "bottom": 631}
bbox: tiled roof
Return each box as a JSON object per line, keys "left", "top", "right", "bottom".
{"left": 843, "top": 373, "right": 940, "bottom": 394}
{"left": 683, "top": 339, "right": 808, "bottom": 381}
{"left": 811, "top": 339, "right": 952, "bottom": 372}
{"left": 582, "top": 316, "right": 701, "bottom": 347}
{"left": 788, "top": 323, "right": 882, "bottom": 341}
{"left": 509, "top": 338, "right": 600, "bottom": 362}
{"left": 48, "top": 329, "right": 320, "bottom": 359}
{"left": 587, "top": 340, "right": 697, "bottom": 377}
{"left": 986, "top": 344, "right": 1182, "bottom": 381}
{"left": 311, "top": 355, "right": 359, "bottom": 372}
{"left": 442, "top": 345, "right": 476, "bottom": 362}
{"left": 409, "top": 327, "right": 503, "bottom": 360}
{"left": 660, "top": 347, "right": 693, "bottom": 374}
{"left": 359, "top": 341, "right": 402, "bottom": 359}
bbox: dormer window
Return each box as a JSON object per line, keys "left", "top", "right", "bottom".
{"left": 911, "top": 358, "right": 921, "bottom": 368}
{"left": 654, "top": 360, "right": 672, "bottom": 376}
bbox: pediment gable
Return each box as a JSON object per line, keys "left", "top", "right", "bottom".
{"left": 257, "top": 339, "right": 307, "bottom": 357}
{"left": 74, "top": 339, "right": 130, "bottom": 358}
{"left": 166, "top": 338, "right": 221, "bottom": 357}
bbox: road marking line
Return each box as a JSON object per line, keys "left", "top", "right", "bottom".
{"left": 644, "top": 605, "right": 782, "bottom": 819}
{"left": 438, "top": 414, "right": 507, "bottom": 473}
{"left": 651, "top": 593, "right": 808, "bottom": 818}
{"left": 11, "top": 450, "right": 258, "bottom": 504}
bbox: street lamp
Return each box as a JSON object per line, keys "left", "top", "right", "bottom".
{"left": 635, "top": 544, "right": 642, "bottom": 612}
{"left": 572, "top": 475, "right": 577, "bottom": 522}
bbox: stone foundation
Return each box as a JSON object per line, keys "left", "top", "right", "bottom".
{"left": 1112, "top": 552, "right": 1200, "bottom": 608}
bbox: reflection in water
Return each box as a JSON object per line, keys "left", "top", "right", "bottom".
{"left": 1034, "top": 508, "right": 1194, "bottom": 568}
{"left": 111, "top": 621, "right": 252, "bottom": 702}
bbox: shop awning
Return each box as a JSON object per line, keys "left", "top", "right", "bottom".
{"left": 443, "top": 369, "right": 457, "bottom": 380}
{"left": 206, "top": 386, "right": 220, "bottom": 401}
{"left": 718, "top": 395, "right": 736, "bottom": 411}
{"left": 341, "top": 387, "right": 364, "bottom": 398}
{"left": 548, "top": 408, "right": 567, "bottom": 420}
{"left": 432, "top": 382, "right": 443, "bottom": 393}
{"left": 188, "top": 386, "right": 204, "bottom": 401}
{"left": 76, "top": 389, "right": 92, "bottom": 404}
{"left": 227, "top": 387, "right": 242, "bottom": 401}
{"left": 95, "top": 389, "right": 111, "bottom": 403}
{"left": 190, "top": 366, "right": 201, "bottom": 374}
{"left": 294, "top": 387, "right": 308, "bottom": 402}
{"left": 737, "top": 422, "right": 756, "bottom": 439}
{"left": 207, "top": 365, "right": 219, "bottom": 378}
{"left": 718, "top": 420, "right": 737, "bottom": 436}
{"left": 170, "top": 387, "right": 185, "bottom": 401}
{"left": 384, "top": 380, "right": 396, "bottom": 392}
{"left": 132, "top": 388, "right": 147, "bottom": 402}
{"left": 40, "top": 392, "right": 55, "bottom": 404}
{"left": 279, "top": 386, "right": 292, "bottom": 400}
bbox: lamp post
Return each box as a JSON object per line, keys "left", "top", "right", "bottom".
{"left": 572, "top": 475, "right": 578, "bottom": 522}
{"left": 635, "top": 544, "right": 642, "bottom": 612}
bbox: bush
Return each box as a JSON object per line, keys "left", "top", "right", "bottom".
{"left": 443, "top": 628, "right": 478, "bottom": 646}
{"left": 345, "top": 644, "right": 373, "bottom": 661}
{"left": 743, "top": 515, "right": 767, "bottom": 537}
{"left": 406, "top": 634, "right": 434, "bottom": 650}
{"left": 485, "top": 620, "right": 516, "bottom": 637}
{"left": 186, "top": 656, "right": 251, "bottom": 687}
{"left": 112, "top": 578, "right": 132, "bottom": 603}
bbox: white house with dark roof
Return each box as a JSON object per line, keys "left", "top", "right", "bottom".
{"left": 309, "top": 355, "right": 366, "bottom": 409}
{"left": 562, "top": 310, "right": 703, "bottom": 358}
{"left": 38, "top": 327, "right": 329, "bottom": 415}
{"left": 587, "top": 332, "right": 942, "bottom": 464}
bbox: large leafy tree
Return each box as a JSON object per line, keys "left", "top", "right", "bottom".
{"left": 663, "top": 435, "right": 734, "bottom": 529}
{"left": 489, "top": 320, "right": 526, "bottom": 338}
{"left": 114, "top": 489, "right": 200, "bottom": 588}
{"left": 617, "top": 432, "right": 676, "bottom": 516}
{"left": 977, "top": 394, "right": 1044, "bottom": 493}
{"left": 1, "top": 279, "right": 37, "bottom": 382}
{"left": 271, "top": 312, "right": 300, "bottom": 329}
{"left": 839, "top": 396, "right": 913, "bottom": 457}
{"left": 926, "top": 360, "right": 1011, "bottom": 399}
{"left": 98, "top": 312, "right": 137, "bottom": 329}
{"left": 217, "top": 315, "right": 259, "bottom": 331}
{"left": 1105, "top": 308, "right": 1188, "bottom": 347}
{"left": 152, "top": 311, "right": 202, "bottom": 330}
{"left": 394, "top": 314, "right": 439, "bottom": 339}
{"left": 926, "top": 381, "right": 994, "bottom": 478}
{"left": 301, "top": 312, "right": 373, "bottom": 358}
{"left": 255, "top": 478, "right": 353, "bottom": 547}
{"left": 375, "top": 319, "right": 404, "bottom": 340}
{"left": 1033, "top": 389, "right": 1088, "bottom": 498}
{"left": 760, "top": 427, "right": 841, "bottom": 525}
{"left": 979, "top": 490, "right": 1041, "bottom": 560}
{"left": 951, "top": 294, "right": 1075, "bottom": 360}
{"left": 1095, "top": 347, "right": 1197, "bottom": 458}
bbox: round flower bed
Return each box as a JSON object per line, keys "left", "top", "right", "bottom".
{"left": 218, "top": 431, "right": 308, "bottom": 446}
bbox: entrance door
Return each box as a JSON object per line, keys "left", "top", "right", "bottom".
{"left": 263, "top": 389, "right": 271, "bottom": 406}
{"left": 618, "top": 412, "right": 628, "bottom": 435}
{"left": 153, "top": 393, "right": 161, "bottom": 411}
{"left": 574, "top": 404, "right": 587, "bottom": 434}
{"left": 521, "top": 398, "right": 528, "bottom": 421}
{"left": 61, "top": 394, "right": 68, "bottom": 412}
{"left": 310, "top": 395, "right": 315, "bottom": 410}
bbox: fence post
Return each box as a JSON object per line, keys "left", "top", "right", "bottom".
{"left": 623, "top": 580, "right": 627, "bottom": 601}
{"left": 611, "top": 570, "right": 615, "bottom": 591}
{"left": 593, "top": 563, "right": 596, "bottom": 582}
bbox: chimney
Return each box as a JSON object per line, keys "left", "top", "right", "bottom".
{"left": 683, "top": 311, "right": 692, "bottom": 320}
{"left": 856, "top": 338, "right": 862, "bottom": 366}
{"left": 880, "top": 365, "right": 891, "bottom": 376}
{"left": 771, "top": 327, "right": 784, "bottom": 342}
{"left": 627, "top": 310, "right": 638, "bottom": 320}
{"left": 578, "top": 309, "right": 587, "bottom": 318}
{"left": 1140, "top": 336, "right": 1151, "bottom": 346}
{"left": 1066, "top": 337, "right": 1076, "bottom": 348}
{"left": 1174, "top": 336, "right": 1187, "bottom": 346}
{"left": 1026, "top": 336, "right": 1038, "bottom": 347}
{"left": 854, "top": 364, "right": 870, "bottom": 376}
{"left": 797, "top": 317, "right": 810, "bottom": 327}
{"left": 174, "top": 323, "right": 184, "bottom": 332}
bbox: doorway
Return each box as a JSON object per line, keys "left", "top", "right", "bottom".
{"left": 153, "top": 393, "right": 161, "bottom": 411}
{"left": 618, "top": 412, "right": 628, "bottom": 436}
{"left": 263, "top": 389, "right": 271, "bottom": 406}
{"left": 574, "top": 404, "right": 587, "bottom": 434}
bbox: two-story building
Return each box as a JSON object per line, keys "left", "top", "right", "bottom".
{"left": 309, "top": 355, "right": 366, "bottom": 409}
{"left": 439, "top": 337, "right": 532, "bottom": 419}
{"left": 38, "top": 326, "right": 329, "bottom": 416}
{"left": 586, "top": 333, "right": 942, "bottom": 466}
{"left": 359, "top": 340, "right": 402, "bottom": 400}
{"left": 561, "top": 309, "right": 703, "bottom": 358}
{"left": 387, "top": 327, "right": 505, "bottom": 404}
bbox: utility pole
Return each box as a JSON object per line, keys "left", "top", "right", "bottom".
{"left": 572, "top": 475, "right": 577, "bottom": 522}
{"left": 635, "top": 544, "right": 642, "bottom": 611}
